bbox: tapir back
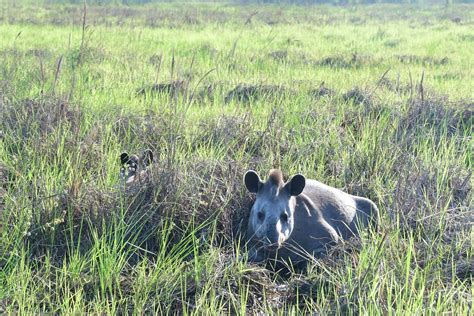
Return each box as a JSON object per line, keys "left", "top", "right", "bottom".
{"left": 272, "top": 179, "right": 378, "bottom": 264}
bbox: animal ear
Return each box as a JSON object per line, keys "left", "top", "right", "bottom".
{"left": 141, "top": 149, "right": 154, "bottom": 167}
{"left": 244, "top": 170, "right": 262, "bottom": 193}
{"left": 286, "top": 174, "right": 305, "bottom": 196}
{"left": 120, "top": 152, "right": 129, "bottom": 165}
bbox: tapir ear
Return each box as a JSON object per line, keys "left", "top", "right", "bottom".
{"left": 141, "top": 149, "right": 154, "bottom": 167}
{"left": 285, "top": 174, "right": 305, "bottom": 196}
{"left": 120, "top": 152, "right": 129, "bottom": 165}
{"left": 244, "top": 170, "right": 262, "bottom": 193}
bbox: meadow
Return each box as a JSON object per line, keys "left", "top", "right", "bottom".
{"left": 0, "top": 1, "right": 472, "bottom": 314}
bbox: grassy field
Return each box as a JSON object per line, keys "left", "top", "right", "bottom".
{"left": 0, "top": 1, "right": 473, "bottom": 314}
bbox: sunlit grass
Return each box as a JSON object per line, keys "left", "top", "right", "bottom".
{"left": 0, "top": 1, "right": 472, "bottom": 314}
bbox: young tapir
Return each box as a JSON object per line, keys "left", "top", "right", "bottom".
{"left": 120, "top": 149, "right": 154, "bottom": 186}
{"left": 244, "top": 169, "right": 378, "bottom": 268}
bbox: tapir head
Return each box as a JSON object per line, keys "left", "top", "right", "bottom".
{"left": 120, "top": 149, "right": 154, "bottom": 184}
{"left": 244, "top": 169, "right": 305, "bottom": 250}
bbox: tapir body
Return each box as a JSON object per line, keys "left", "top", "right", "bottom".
{"left": 244, "top": 169, "right": 378, "bottom": 267}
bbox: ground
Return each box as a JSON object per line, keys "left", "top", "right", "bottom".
{"left": 0, "top": 2, "right": 472, "bottom": 314}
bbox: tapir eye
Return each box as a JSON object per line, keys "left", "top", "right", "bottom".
{"left": 280, "top": 213, "right": 288, "bottom": 222}
{"left": 257, "top": 211, "right": 265, "bottom": 221}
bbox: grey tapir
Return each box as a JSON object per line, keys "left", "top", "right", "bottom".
{"left": 120, "top": 149, "right": 154, "bottom": 186}
{"left": 244, "top": 169, "right": 378, "bottom": 267}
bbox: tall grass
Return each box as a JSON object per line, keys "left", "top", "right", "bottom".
{"left": 0, "top": 1, "right": 472, "bottom": 314}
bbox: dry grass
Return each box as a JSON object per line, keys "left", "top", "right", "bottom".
{"left": 225, "top": 84, "right": 290, "bottom": 103}
{"left": 0, "top": 2, "right": 472, "bottom": 313}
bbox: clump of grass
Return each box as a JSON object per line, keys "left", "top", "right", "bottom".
{"left": 310, "top": 83, "right": 336, "bottom": 99}
{"left": 193, "top": 82, "right": 220, "bottom": 103}
{"left": 111, "top": 110, "right": 179, "bottom": 150}
{"left": 136, "top": 80, "right": 187, "bottom": 97}
{"left": 148, "top": 53, "right": 162, "bottom": 67}
{"left": 25, "top": 153, "right": 251, "bottom": 259}
{"left": 122, "top": 157, "right": 252, "bottom": 247}
{"left": 339, "top": 86, "right": 391, "bottom": 134}
{"left": 342, "top": 86, "right": 373, "bottom": 107}
{"left": 268, "top": 50, "right": 288, "bottom": 62}
{"left": 397, "top": 92, "right": 473, "bottom": 146}
{"left": 224, "top": 84, "right": 290, "bottom": 103}
{"left": 1, "top": 97, "right": 81, "bottom": 140}
{"left": 396, "top": 54, "right": 449, "bottom": 66}
{"left": 0, "top": 97, "right": 84, "bottom": 172}
{"left": 308, "top": 53, "right": 374, "bottom": 69}
{"left": 377, "top": 76, "right": 413, "bottom": 94}
{"left": 390, "top": 159, "right": 471, "bottom": 239}
{"left": 194, "top": 114, "right": 257, "bottom": 155}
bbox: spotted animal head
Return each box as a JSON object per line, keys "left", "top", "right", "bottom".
{"left": 244, "top": 169, "right": 305, "bottom": 250}
{"left": 120, "top": 149, "right": 154, "bottom": 185}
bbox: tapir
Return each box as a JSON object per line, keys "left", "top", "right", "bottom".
{"left": 244, "top": 169, "right": 378, "bottom": 267}
{"left": 120, "top": 149, "right": 154, "bottom": 186}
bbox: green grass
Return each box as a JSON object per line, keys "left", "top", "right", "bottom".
{"left": 0, "top": 2, "right": 472, "bottom": 314}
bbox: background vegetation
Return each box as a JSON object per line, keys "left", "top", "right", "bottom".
{"left": 0, "top": 1, "right": 472, "bottom": 314}
{"left": 4, "top": 0, "right": 474, "bottom": 6}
